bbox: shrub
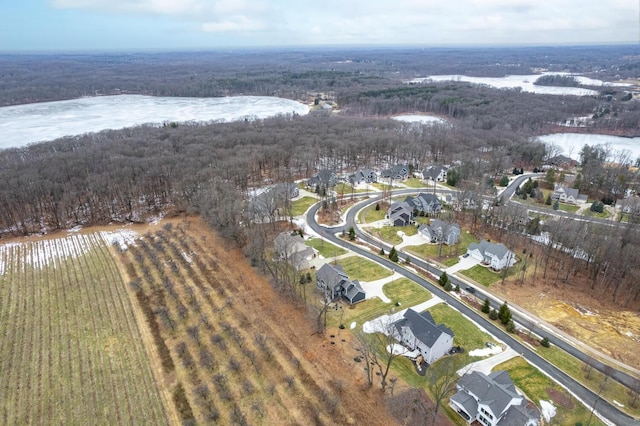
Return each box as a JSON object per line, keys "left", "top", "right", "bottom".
{"left": 489, "top": 309, "right": 498, "bottom": 320}
{"left": 540, "top": 336, "right": 551, "bottom": 348}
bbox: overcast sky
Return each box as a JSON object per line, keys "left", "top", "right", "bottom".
{"left": 2, "top": 0, "right": 637, "bottom": 51}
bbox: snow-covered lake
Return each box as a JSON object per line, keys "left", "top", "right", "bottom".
{"left": 406, "top": 73, "right": 628, "bottom": 96}
{"left": 0, "top": 95, "right": 310, "bottom": 149}
{"left": 392, "top": 114, "right": 448, "bottom": 125}
{"left": 535, "top": 133, "right": 640, "bottom": 162}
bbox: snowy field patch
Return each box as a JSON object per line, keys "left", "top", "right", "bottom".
{"left": 100, "top": 229, "right": 138, "bottom": 251}
{"left": 468, "top": 346, "right": 503, "bottom": 357}
{"left": 539, "top": 400, "right": 556, "bottom": 422}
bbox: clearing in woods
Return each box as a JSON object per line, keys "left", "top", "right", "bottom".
{"left": 0, "top": 231, "right": 167, "bottom": 425}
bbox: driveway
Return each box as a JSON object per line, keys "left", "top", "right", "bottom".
{"left": 445, "top": 254, "right": 480, "bottom": 275}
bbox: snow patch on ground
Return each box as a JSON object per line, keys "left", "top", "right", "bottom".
{"left": 468, "top": 346, "right": 503, "bottom": 357}
{"left": 101, "top": 229, "right": 138, "bottom": 251}
{"left": 539, "top": 400, "right": 557, "bottom": 422}
{"left": 147, "top": 213, "right": 164, "bottom": 225}
{"left": 68, "top": 225, "right": 83, "bottom": 233}
{"left": 613, "top": 400, "right": 625, "bottom": 408}
{"left": 350, "top": 321, "right": 357, "bottom": 330}
{"left": 387, "top": 343, "right": 420, "bottom": 357}
{"left": 182, "top": 252, "right": 193, "bottom": 264}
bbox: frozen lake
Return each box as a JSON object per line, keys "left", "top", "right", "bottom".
{"left": 406, "top": 73, "right": 628, "bottom": 96}
{"left": 392, "top": 114, "right": 448, "bottom": 125}
{"left": 0, "top": 95, "right": 310, "bottom": 149}
{"left": 535, "top": 133, "right": 640, "bottom": 162}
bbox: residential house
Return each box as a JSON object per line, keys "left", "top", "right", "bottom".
{"left": 274, "top": 232, "right": 316, "bottom": 270}
{"left": 450, "top": 370, "right": 540, "bottom": 426}
{"left": 247, "top": 182, "right": 298, "bottom": 222}
{"left": 551, "top": 185, "right": 587, "bottom": 204}
{"left": 315, "top": 263, "right": 366, "bottom": 305}
{"left": 418, "top": 219, "right": 461, "bottom": 245}
{"left": 467, "top": 240, "right": 515, "bottom": 271}
{"left": 349, "top": 168, "right": 378, "bottom": 186}
{"left": 388, "top": 201, "right": 414, "bottom": 226}
{"left": 307, "top": 169, "right": 337, "bottom": 191}
{"left": 392, "top": 308, "right": 454, "bottom": 364}
{"left": 381, "top": 164, "right": 410, "bottom": 181}
{"left": 421, "top": 165, "right": 448, "bottom": 182}
{"left": 405, "top": 193, "right": 442, "bottom": 215}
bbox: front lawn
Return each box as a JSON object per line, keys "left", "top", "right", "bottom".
{"left": 360, "top": 203, "right": 387, "bottom": 223}
{"left": 305, "top": 237, "right": 348, "bottom": 258}
{"left": 369, "top": 225, "right": 417, "bottom": 245}
{"left": 337, "top": 255, "right": 393, "bottom": 282}
{"left": 558, "top": 203, "right": 580, "bottom": 214}
{"left": 583, "top": 208, "right": 611, "bottom": 219}
{"left": 459, "top": 264, "right": 502, "bottom": 287}
{"left": 326, "top": 278, "right": 431, "bottom": 327}
{"left": 405, "top": 231, "right": 477, "bottom": 261}
{"left": 403, "top": 178, "right": 430, "bottom": 189}
{"left": 494, "top": 357, "right": 606, "bottom": 426}
{"left": 291, "top": 196, "right": 318, "bottom": 216}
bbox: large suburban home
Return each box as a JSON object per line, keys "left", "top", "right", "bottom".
{"left": 467, "top": 240, "right": 515, "bottom": 271}
{"left": 381, "top": 164, "right": 410, "bottom": 181}
{"left": 405, "top": 193, "right": 442, "bottom": 215}
{"left": 421, "top": 165, "right": 448, "bottom": 182}
{"left": 388, "top": 201, "right": 414, "bottom": 226}
{"left": 349, "top": 168, "right": 378, "bottom": 186}
{"left": 418, "top": 219, "right": 461, "bottom": 245}
{"left": 247, "top": 182, "right": 299, "bottom": 222}
{"left": 274, "top": 232, "right": 316, "bottom": 271}
{"left": 392, "top": 308, "right": 454, "bottom": 364}
{"left": 551, "top": 185, "right": 587, "bottom": 204}
{"left": 450, "top": 370, "right": 540, "bottom": 426}
{"left": 315, "top": 263, "right": 366, "bottom": 305}
{"left": 307, "top": 169, "right": 337, "bottom": 190}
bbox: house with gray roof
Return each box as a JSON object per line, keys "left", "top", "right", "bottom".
{"left": 467, "top": 240, "right": 515, "bottom": 271}
{"left": 388, "top": 201, "right": 414, "bottom": 226}
{"left": 307, "top": 169, "right": 337, "bottom": 191}
{"left": 418, "top": 219, "right": 460, "bottom": 245}
{"left": 247, "top": 182, "right": 298, "bottom": 222}
{"left": 381, "top": 164, "right": 410, "bottom": 181}
{"left": 421, "top": 165, "right": 448, "bottom": 182}
{"left": 349, "top": 168, "right": 378, "bottom": 186}
{"left": 392, "top": 308, "right": 453, "bottom": 364}
{"left": 551, "top": 185, "right": 587, "bottom": 204}
{"left": 274, "top": 232, "right": 316, "bottom": 271}
{"left": 450, "top": 370, "right": 540, "bottom": 426}
{"left": 405, "top": 193, "right": 442, "bottom": 215}
{"left": 315, "top": 263, "right": 365, "bottom": 305}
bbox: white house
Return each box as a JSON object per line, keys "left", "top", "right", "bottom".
{"left": 274, "top": 232, "right": 316, "bottom": 270}
{"left": 450, "top": 370, "right": 539, "bottom": 426}
{"left": 418, "top": 219, "right": 460, "bottom": 245}
{"left": 551, "top": 185, "right": 587, "bottom": 204}
{"left": 467, "top": 240, "right": 515, "bottom": 271}
{"left": 392, "top": 308, "right": 453, "bottom": 364}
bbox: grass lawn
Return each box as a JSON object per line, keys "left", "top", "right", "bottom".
{"left": 369, "top": 225, "right": 417, "bottom": 245}
{"left": 558, "top": 202, "right": 580, "bottom": 213}
{"left": 403, "top": 178, "right": 430, "bottom": 189}
{"left": 305, "top": 237, "right": 348, "bottom": 258}
{"left": 405, "top": 231, "right": 477, "bottom": 262}
{"left": 360, "top": 204, "right": 387, "bottom": 223}
{"left": 291, "top": 196, "right": 318, "bottom": 216}
{"left": 335, "top": 183, "right": 368, "bottom": 195}
{"left": 336, "top": 255, "right": 393, "bottom": 282}
{"left": 428, "top": 303, "right": 498, "bottom": 365}
{"left": 442, "top": 257, "right": 460, "bottom": 267}
{"left": 326, "top": 278, "right": 431, "bottom": 327}
{"left": 583, "top": 208, "right": 611, "bottom": 219}
{"left": 459, "top": 264, "right": 503, "bottom": 287}
{"left": 494, "top": 357, "right": 606, "bottom": 426}
{"left": 371, "top": 182, "right": 394, "bottom": 191}
{"left": 537, "top": 346, "right": 640, "bottom": 418}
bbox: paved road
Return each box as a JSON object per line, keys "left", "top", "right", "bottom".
{"left": 306, "top": 195, "right": 639, "bottom": 425}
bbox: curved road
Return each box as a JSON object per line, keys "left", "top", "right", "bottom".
{"left": 306, "top": 192, "right": 639, "bottom": 425}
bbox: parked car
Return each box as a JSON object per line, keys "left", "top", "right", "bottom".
{"left": 462, "top": 253, "right": 469, "bottom": 258}
{"left": 465, "top": 286, "right": 476, "bottom": 294}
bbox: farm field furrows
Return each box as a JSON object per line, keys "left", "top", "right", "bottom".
{"left": 0, "top": 232, "right": 167, "bottom": 425}
{"left": 120, "top": 221, "right": 370, "bottom": 425}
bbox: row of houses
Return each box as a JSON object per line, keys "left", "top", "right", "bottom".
{"left": 306, "top": 164, "right": 451, "bottom": 190}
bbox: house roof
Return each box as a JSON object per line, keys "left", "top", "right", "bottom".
{"left": 422, "top": 165, "right": 446, "bottom": 179}
{"left": 317, "top": 263, "right": 349, "bottom": 285}
{"left": 457, "top": 370, "right": 520, "bottom": 419}
{"left": 468, "top": 240, "right": 512, "bottom": 261}
{"left": 554, "top": 185, "right": 579, "bottom": 199}
{"left": 344, "top": 280, "right": 365, "bottom": 300}
{"left": 381, "top": 164, "right": 408, "bottom": 178}
{"left": 394, "top": 308, "right": 453, "bottom": 348}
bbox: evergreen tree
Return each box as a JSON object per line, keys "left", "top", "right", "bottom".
{"left": 348, "top": 226, "right": 356, "bottom": 241}
{"left": 444, "top": 281, "right": 453, "bottom": 292}
{"left": 438, "top": 272, "right": 449, "bottom": 288}
{"left": 379, "top": 248, "right": 385, "bottom": 256}
{"left": 545, "top": 194, "right": 552, "bottom": 205}
{"left": 481, "top": 298, "right": 491, "bottom": 314}
{"left": 498, "top": 302, "right": 512, "bottom": 325}
{"left": 540, "top": 336, "right": 551, "bottom": 348}
{"left": 489, "top": 309, "right": 498, "bottom": 320}
{"left": 553, "top": 200, "right": 559, "bottom": 210}
{"left": 389, "top": 246, "right": 399, "bottom": 263}
{"left": 500, "top": 176, "right": 509, "bottom": 186}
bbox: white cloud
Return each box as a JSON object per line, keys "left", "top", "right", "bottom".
{"left": 49, "top": 0, "right": 637, "bottom": 44}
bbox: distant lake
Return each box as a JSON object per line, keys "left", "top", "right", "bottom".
{"left": 406, "top": 73, "right": 628, "bottom": 96}
{"left": 535, "top": 133, "right": 640, "bottom": 162}
{"left": 392, "top": 114, "right": 448, "bottom": 125}
{"left": 0, "top": 95, "right": 310, "bottom": 149}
